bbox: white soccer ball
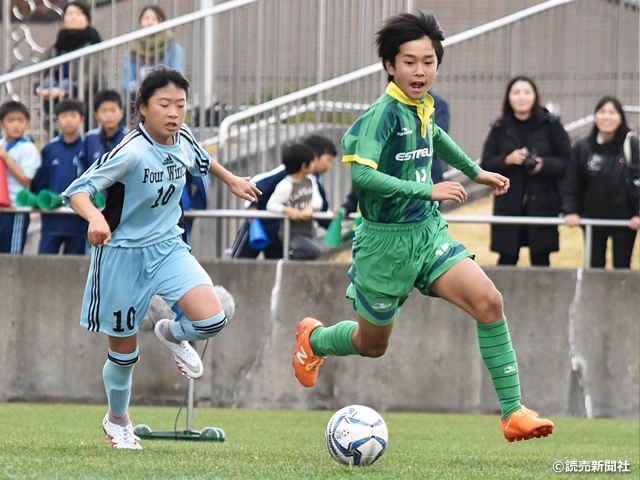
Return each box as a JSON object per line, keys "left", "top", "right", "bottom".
{"left": 325, "top": 405, "right": 388, "bottom": 467}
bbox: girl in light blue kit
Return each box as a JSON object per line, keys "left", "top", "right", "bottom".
{"left": 63, "top": 66, "right": 260, "bottom": 450}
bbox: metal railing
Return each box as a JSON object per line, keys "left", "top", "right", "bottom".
{"left": 1, "top": 205, "right": 633, "bottom": 267}
{"left": 0, "top": 0, "right": 412, "bottom": 145}
{"left": 0, "top": 0, "right": 259, "bottom": 144}
{"left": 204, "top": 0, "right": 638, "bottom": 256}
{"left": 1, "top": 0, "right": 637, "bottom": 262}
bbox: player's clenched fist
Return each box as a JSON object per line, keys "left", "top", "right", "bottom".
{"left": 87, "top": 214, "right": 111, "bottom": 246}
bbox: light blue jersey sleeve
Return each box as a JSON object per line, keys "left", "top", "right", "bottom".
{"left": 63, "top": 130, "right": 139, "bottom": 200}
{"left": 63, "top": 124, "right": 212, "bottom": 247}
{"left": 177, "top": 124, "right": 210, "bottom": 176}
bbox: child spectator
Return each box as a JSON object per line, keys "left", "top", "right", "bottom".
{"left": 83, "top": 90, "right": 127, "bottom": 166}
{"left": 31, "top": 99, "right": 88, "bottom": 254}
{"left": 0, "top": 101, "right": 41, "bottom": 253}
{"left": 266, "top": 143, "right": 324, "bottom": 260}
{"left": 230, "top": 134, "right": 336, "bottom": 259}
{"left": 300, "top": 134, "right": 337, "bottom": 229}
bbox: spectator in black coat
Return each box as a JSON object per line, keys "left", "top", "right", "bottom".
{"left": 480, "top": 76, "right": 571, "bottom": 266}
{"left": 35, "top": 2, "right": 102, "bottom": 103}
{"left": 562, "top": 95, "right": 639, "bottom": 268}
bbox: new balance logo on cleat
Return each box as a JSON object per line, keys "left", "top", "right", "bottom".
{"left": 292, "top": 318, "right": 326, "bottom": 387}
{"left": 296, "top": 346, "right": 309, "bottom": 365}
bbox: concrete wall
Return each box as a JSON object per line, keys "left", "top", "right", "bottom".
{"left": 0, "top": 256, "right": 637, "bottom": 418}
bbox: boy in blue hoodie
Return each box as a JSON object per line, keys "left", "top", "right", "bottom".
{"left": 32, "top": 99, "right": 88, "bottom": 254}
{"left": 83, "top": 89, "right": 127, "bottom": 167}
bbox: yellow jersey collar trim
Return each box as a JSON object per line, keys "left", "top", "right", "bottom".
{"left": 385, "top": 82, "right": 434, "bottom": 138}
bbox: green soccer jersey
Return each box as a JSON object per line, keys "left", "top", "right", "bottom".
{"left": 342, "top": 82, "right": 480, "bottom": 223}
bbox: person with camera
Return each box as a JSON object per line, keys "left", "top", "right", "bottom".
{"left": 480, "top": 76, "right": 572, "bottom": 266}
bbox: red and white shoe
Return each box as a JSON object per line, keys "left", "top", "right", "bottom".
{"left": 102, "top": 414, "right": 142, "bottom": 450}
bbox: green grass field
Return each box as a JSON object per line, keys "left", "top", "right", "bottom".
{"left": 1, "top": 403, "right": 637, "bottom": 479}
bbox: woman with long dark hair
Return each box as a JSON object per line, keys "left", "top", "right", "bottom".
{"left": 562, "top": 96, "right": 639, "bottom": 268}
{"left": 480, "top": 76, "right": 572, "bottom": 266}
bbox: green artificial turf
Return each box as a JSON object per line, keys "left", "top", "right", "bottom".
{"left": 0, "top": 403, "right": 637, "bottom": 479}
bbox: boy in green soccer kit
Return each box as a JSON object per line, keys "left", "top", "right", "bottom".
{"left": 292, "top": 11, "right": 554, "bottom": 442}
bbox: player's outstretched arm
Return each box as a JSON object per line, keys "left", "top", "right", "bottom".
{"left": 472, "top": 170, "right": 509, "bottom": 196}
{"left": 208, "top": 157, "right": 261, "bottom": 203}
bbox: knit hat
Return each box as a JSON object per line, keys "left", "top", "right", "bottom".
{"left": 64, "top": 1, "right": 91, "bottom": 22}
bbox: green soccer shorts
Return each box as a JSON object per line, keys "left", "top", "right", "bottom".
{"left": 346, "top": 212, "right": 474, "bottom": 326}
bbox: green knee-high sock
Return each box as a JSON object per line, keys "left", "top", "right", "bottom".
{"left": 310, "top": 321, "right": 359, "bottom": 357}
{"left": 477, "top": 318, "right": 522, "bottom": 419}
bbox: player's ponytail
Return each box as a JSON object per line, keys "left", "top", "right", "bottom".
{"left": 131, "top": 65, "right": 190, "bottom": 127}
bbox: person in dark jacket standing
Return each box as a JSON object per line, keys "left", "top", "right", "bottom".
{"left": 480, "top": 76, "right": 571, "bottom": 266}
{"left": 562, "top": 96, "right": 639, "bottom": 268}
{"left": 35, "top": 2, "right": 102, "bottom": 103}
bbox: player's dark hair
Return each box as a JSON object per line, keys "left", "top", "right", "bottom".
{"left": 376, "top": 11, "right": 445, "bottom": 83}
{"left": 282, "top": 143, "right": 314, "bottom": 175}
{"left": 501, "top": 76, "right": 542, "bottom": 119}
{"left": 0, "top": 100, "right": 30, "bottom": 121}
{"left": 139, "top": 5, "right": 166, "bottom": 24}
{"left": 93, "top": 89, "right": 123, "bottom": 112}
{"left": 131, "top": 66, "right": 189, "bottom": 126}
{"left": 302, "top": 134, "right": 337, "bottom": 157}
{"left": 54, "top": 98, "right": 85, "bottom": 117}
{"left": 588, "top": 95, "right": 630, "bottom": 148}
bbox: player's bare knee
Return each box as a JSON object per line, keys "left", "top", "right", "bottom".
{"left": 477, "top": 287, "right": 504, "bottom": 322}
{"left": 488, "top": 287, "right": 504, "bottom": 313}
{"left": 357, "top": 342, "right": 389, "bottom": 358}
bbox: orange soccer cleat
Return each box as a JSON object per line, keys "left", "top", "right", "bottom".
{"left": 292, "top": 317, "right": 326, "bottom": 387}
{"left": 501, "top": 406, "right": 554, "bottom": 442}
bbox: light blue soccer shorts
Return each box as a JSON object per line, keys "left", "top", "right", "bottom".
{"left": 80, "top": 237, "right": 213, "bottom": 337}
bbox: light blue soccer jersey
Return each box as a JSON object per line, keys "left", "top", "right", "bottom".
{"left": 63, "top": 123, "right": 210, "bottom": 247}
